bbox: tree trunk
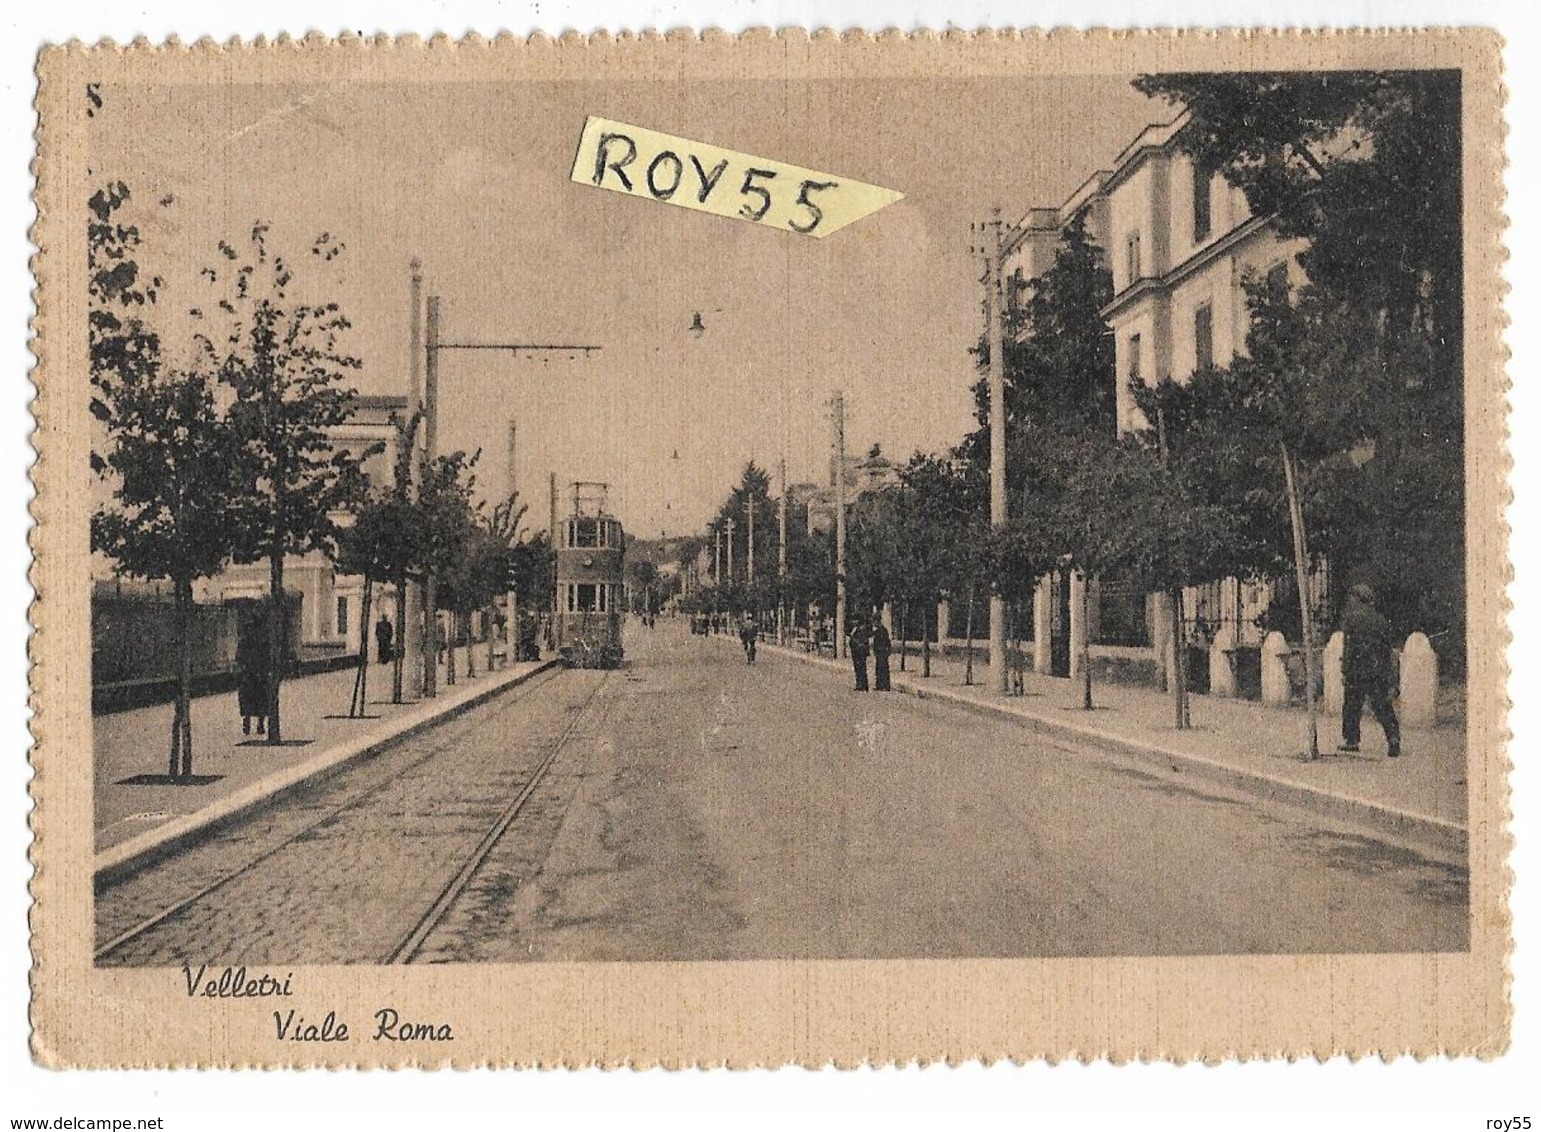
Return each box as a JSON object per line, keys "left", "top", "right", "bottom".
{"left": 465, "top": 608, "right": 477, "bottom": 678}
{"left": 446, "top": 611, "right": 458, "bottom": 686}
{"left": 266, "top": 548, "right": 285, "bottom": 745}
{"left": 922, "top": 605, "right": 932, "bottom": 679}
{"left": 898, "top": 603, "right": 908, "bottom": 672}
{"left": 1082, "top": 581, "right": 1095, "bottom": 711}
{"left": 1281, "top": 442, "right": 1320, "bottom": 760}
{"left": 423, "top": 576, "right": 439, "bottom": 698}
{"left": 964, "top": 583, "right": 976, "bottom": 686}
{"left": 1169, "top": 587, "right": 1190, "bottom": 729}
{"left": 487, "top": 603, "right": 496, "bottom": 672}
{"left": 391, "top": 570, "right": 407, "bottom": 704}
{"left": 350, "top": 575, "right": 373, "bottom": 719}
{"left": 172, "top": 575, "right": 194, "bottom": 778}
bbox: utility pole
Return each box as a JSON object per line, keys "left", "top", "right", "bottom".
{"left": 747, "top": 493, "right": 756, "bottom": 584}
{"left": 505, "top": 419, "right": 518, "bottom": 667}
{"left": 549, "top": 471, "right": 559, "bottom": 640}
{"left": 725, "top": 517, "right": 736, "bottom": 588}
{"left": 422, "top": 294, "right": 442, "bottom": 698}
{"left": 984, "top": 208, "right": 1009, "bottom": 694}
{"left": 397, "top": 259, "right": 424, "bottom": 702}
{"left": 714, "top": 523, "right": 723, "bottom": 589}
{"left": 833, "top": 390, "right": 848, "bottom": 660}
{"left": 418, "top": 293, "right": 602, "bottom": 692}
{"left": 973, "top": 207, "right": 1028, "bottom": 695}
{"left": 778, "top": 456, "right": 789, "bottom": 643}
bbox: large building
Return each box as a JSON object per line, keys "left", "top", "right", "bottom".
{"left": 1007, "top": 112, "right": 1313, "bottom": 693}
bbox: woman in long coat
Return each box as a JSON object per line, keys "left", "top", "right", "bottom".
{"left": 236, "top": 612, "right": 271, "bottom": 736}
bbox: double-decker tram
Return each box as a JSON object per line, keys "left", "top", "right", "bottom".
{"left": 553, "top": 481, "right": 625, "bottom": 668}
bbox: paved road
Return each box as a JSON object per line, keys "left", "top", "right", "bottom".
{"left": 96, "top": 621, "right": 1467, "bottom": 966}
{"left": 436, "top": 622, "right": 1467, "bottom": 962}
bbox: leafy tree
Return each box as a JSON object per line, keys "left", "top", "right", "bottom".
{"left": 508, "top": 531, "right": 554, "bottom": 656}
{"left": 417, "top": 449, "right": 482, "bottom": 686}
{"left": 194, "top": 223, "right": 371, "bottom": 744}
{"left": 1133, "top": 70, "right": 1465, "bottom": 664}
{"left": 964, "top": 211, "right": 1118, "bottom": 478}
{"left": 1135, "top": 276, "right": 1414, "bottom": 752}
{"left": 335, "top": 493, "right": 400, "bottom": 718}
{"left": 887, "top": 453, "right": 986, "bottom": 677}
{"left": 961, "top": 213, "right": 1123, "bottom": 691}
{"left": 384, "top": 411, "right": 424, "bottom": 703}
{"left": 89, "top": 183, "right": 240, "bottom": 779}
{"left": 477, "top": 491, "right": 531, "bottom": 671}
{"left": 711, "top": 462, "right": 776, "bottom": 602}
{"left": 628, "top": 559, "right": 661, "bottom": 615}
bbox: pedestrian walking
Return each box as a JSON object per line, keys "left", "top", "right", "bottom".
{"left": 848, "top": 619, "right": 871, "bottom": 692}
{"left": 871, "top": 616, "right": 892, "bottom": 691}
{"left": 374, "top": 613, "right": 394, "bottom": 664}
{"left": 740, "top": 614, "right": 758, "bottom": 665}
{"left": 1339, "top": 582, "right": 1401, "bottom": 758}
{"left": 236, "top": 610, "right": 271, "bottom": 736}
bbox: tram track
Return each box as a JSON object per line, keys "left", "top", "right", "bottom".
{"left": 382, "top": 672, "right": 610, "bottom": 963}
{"left": 94, "top": 666, "right": 609, "bottom": 966}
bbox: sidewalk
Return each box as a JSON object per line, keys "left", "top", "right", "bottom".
{"left": 94, "top": 651, "right": 555, "bottom": 862}
{"left": 755, "top": 636, "right": 1467, "bottom": 861}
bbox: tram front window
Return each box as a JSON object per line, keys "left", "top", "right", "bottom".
{"left": 573, "top": 520, "right": 600, "bottom": 548}
{"left": 575, "top": 583, "right": 600, "bottom": 611}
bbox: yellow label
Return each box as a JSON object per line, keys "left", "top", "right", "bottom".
{"left": 571, "top": 116, "right": 903, "bottom": 239}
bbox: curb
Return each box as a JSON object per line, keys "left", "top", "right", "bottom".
{"left": 94, "top": 658, "right": 561, "bottom": 886}
{"left": 741, "top": 637, "right": 1467, "bottom": 864}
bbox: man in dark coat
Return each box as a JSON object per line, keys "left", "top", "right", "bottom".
{"left": 236, "top": 613, "right": 271, "bottom": 736}
{"left": 374, "top": 613, "right": 394, "bottom": 664}
{"left": 740, "top": 614, "right": 757, "bottom": 665}
{"left": 871, "top": 616, "right": 893, "bottom": 691}
{"left": 848, "top": 619, "right": 871, "bottom": 692}
{"left": 1340, "top": 583, "right": 1401, "bottom": 758}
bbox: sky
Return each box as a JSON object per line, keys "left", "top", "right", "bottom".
{"left": 90, "top": 73, "right": 1167, "bottom": 538}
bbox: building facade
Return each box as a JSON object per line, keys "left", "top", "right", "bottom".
{"left": 1009, "top": 112, "right": 1313, "bottom": 693}
{"left": 190, "top": 393, "right": 411, "bottom": 659}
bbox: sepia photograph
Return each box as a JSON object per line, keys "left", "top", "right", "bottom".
{"left": 27, "top": 28, "right": 1509, "bottom": 1067}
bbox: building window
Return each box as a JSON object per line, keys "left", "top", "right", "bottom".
{"left": 1194, "top": 304, "right": 1214, "bottom": 373}
{"left": 1127, "top": 333, "right": 1142, "bottom": 382}
{"left": 1125, "top": 232, "right": 1142, "bottom": 286}
{"left": 336, "top": 596, "right": 349, "bottom": 637}
{"left": 1192, "top": 163, "right": 1212, "bottom": 242}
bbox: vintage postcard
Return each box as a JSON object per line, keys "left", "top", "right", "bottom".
{"left": 30, "top": 30, "right": 1508, "bottom": 1066}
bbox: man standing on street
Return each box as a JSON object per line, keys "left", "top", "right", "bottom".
{"left": 871, "top": 614, "right": 893, "bottom": 691}
{"left": 374, "top": 613, "right": 394, "bottom": 664}
{"left": 1339, "top": 582, "right": 1401, "bottom": 759}
{"left": 740, "top": 614, "right": 757, "bottom": 665}
{"left": 848, "top": 618, "right": 871, "bottom": 692}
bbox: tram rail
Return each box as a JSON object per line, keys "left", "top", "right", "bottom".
{"left": 93, "top": 665, "right": 600, "bottom": 965}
